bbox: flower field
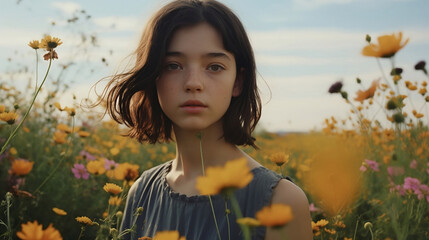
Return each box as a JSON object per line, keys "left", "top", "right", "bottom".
{"left": 1, "top": 32, "right": 429, "bottom": 239}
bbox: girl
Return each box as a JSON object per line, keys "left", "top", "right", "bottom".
{"left": 101, "top": 0, "right": 312, "bottom": 239}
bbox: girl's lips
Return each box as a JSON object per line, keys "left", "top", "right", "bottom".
{"left": 180, "top": 100, "right": 207, "bottom": 113}
{"left": 180, "top": 100, "right": 206, "bottom": 107}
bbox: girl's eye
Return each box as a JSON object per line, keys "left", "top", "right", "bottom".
{"left": 207, "top": 64, "right": 224, "bottom": 72}
{"left": 165, "top": 63, "right": 182, "bottom": 71}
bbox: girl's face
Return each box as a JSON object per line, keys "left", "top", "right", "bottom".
{"left": 156, "top": 22, "right": 241, "bottom": 132}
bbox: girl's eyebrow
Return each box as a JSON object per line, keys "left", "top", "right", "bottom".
{"left": 165, "top": 51, "right": 232, "bottom": 61}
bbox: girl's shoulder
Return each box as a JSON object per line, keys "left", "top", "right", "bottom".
{"left": 127, "top": 161, "right": 172, "bottom": 197}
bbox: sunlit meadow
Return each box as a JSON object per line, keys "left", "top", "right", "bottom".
{"left": 1, "top": 29, "right": 428, "bottom": 240}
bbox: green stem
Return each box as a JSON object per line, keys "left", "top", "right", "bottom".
{"left": 32, "top": 115, "right": 74, "bottom": 194}
{"left": 229, "top": 194, "right": 251, "bottom": 240}
{"left": 225, "top": 199, "right": 231, "bottom": 240}
{"left": 77, "top": 226, "right": 85, "bottom": 240}
{"left": 369, "top": 226, "right": 375, "bottom": 240}
{"left": 34, "top": 49, "right": 39, "bottom": 94}
{"left": 279, "top": 165, "right": 284, "bottom": 176}
{"left": 6, "top": 192, "right": 12, "bottom": 240}
{"left": 352, "top": 218, "right": 359, "bottom": 240}
{"left": 0, "top": 58, "right": 52, "bottom": 155}
{"left": 198, "top": 133, "right": 222, "bottom": 240}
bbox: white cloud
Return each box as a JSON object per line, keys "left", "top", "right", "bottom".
{"left": 93, "top": 16, "right": 144, "bottom": 32}
{"left": 292, "top": 0, "right": 355, "bottom": 10}
{"left": 249, "top": 28, "right": 364, "bottom": 52}
{"left": 51, "top": 1, "right": 82, "bottom": 16}
{"left": 249, "top": 28, "right": 429, "bottom": 53}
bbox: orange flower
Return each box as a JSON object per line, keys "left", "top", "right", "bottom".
{"left": 41, "top": 224, "right": 63, "bottom": 240}
{"left": 56, "top": 124, "right": 72, "bottom": 134}
{"left": 362, "top": 32, "right": 409, "bottom": 58}
{"left": 153, "top": 231, "right": 186, "bottom": 240}
{"left": 16, "top": 221, "right": 62, "bottom": 240}
{"left": 354, "top": 80, "right": 379, "bottom": 103}
{"left": 52, "top": 207, "right": 67, "bottom": 216}
{"left": 109, "top": 196, "right": 122, "bottom": 206}
{"left": 0, "top": 111, "right": 19, "bottom": 124}
{"left": 236, "top": 217, "right": 261, "bottom": 227}
{"left": 255, "top": 204, "right": 294, "bottom": 227}
{"left": 53, "top": 131, "right": 67, "bottom": 144}
{"left": 78, "top": 131, "right": 90, "bottom": 138}
{"left": 75, "top": 216, "right": 93, "bottom": 225}
{"left": 114, "top": 162, "right": 140, "bottom": 182}
{"left": 196, "top": 158, "right": 253, "bottom": 195}
{"left": 16, "top": 221, "right": 43, "bottom": 239}
{"left": 103, "top": 183, "right": 123, "bottom": 195}
{"left": 87, "top": 159, "right": 106, "bottom": 175}
{"left": 11, "top": 159, "right": 34, "bottom": 176}
{"left": 269, "top": 152, "right": 289, "bottom": 166}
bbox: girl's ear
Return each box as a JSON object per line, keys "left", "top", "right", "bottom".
{"left": 232, "top": 68, "right": 244, "bottom": 97}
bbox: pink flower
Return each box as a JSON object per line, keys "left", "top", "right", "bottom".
{"left": 71, "top": 163, "right": 89, "bottom": 179}
{"left": 409, "top": 159, "right": 418, "bottom": 169}
{"left": 104, "top": 158, "right": 117, "bottom": 170}
{"left": 79, "top": 150, "right": 96, "bottom": 161}
{"left": 403, "top": 177, "right": 421, "bottom": 192}
{"left": 387, "top": 166, "right": 405, "bottom": 176}
{"left": 309, "top": 203, "right": 321, "bottom": 213}
{"left": 360, "top": 159, "right": 379, "bottom": 172}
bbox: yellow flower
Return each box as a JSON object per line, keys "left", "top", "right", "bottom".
{"left": 11, "top": 159, "right": 34, "bottom": 176}
{"left": 196, "top": 158, "right": 253, "bottom": 195}
{"left": 16, "top": 221, "right": 62, "bottom": 240}
{"left": 28, "top": 40, "right": 40, "bottom": 50}
{"left": 40, "top": 35, "right": 63, "bottom": 51}
{"left": 315, "top": 219, "right": 329, "bottom": 227}
{"left": 87, "top": 159, "right": 106, "bottom": 175}
{"left": 236, "top": 217, "right": 261, "bottom": 227}
{"left": 114, "top": 162, "right": 140, "bottom": 182}
{"left": 412, "top": 110, "right": 424, "bottom": 118}
{"left": 270, "top": 152, "right": 289, "bottom": 166}
{"left": 9, "top": 147, "right": 18, "bottom": 155}
{"left": 324, "top": 228, "right": 336, "bottom": 235}
{"left": 255, "top": 204, "right": 294, "bottom": 227}
{"left": 64, "top": 106, "right": 76, "bottom": 116}
{"left": 75, "top": 216, "right": 93, "bottom": 225}
{"left": 0, "top": 104, "right": 5, "bottom": 113}
{"left": 103, "top": 183, "right": 123, "bottom": 195}
{"left": 78, "top": 131, "right": 90, "bottom": 138}
{"left": 138, "top": 237, "right": 152, "bottom": 240}
{"left": 53, "top": 102, "right": 63, "bottom": 111}
{"left": 0, "top": 111, "right": 19, "bottom": 124}
{"left": 354, "top": 79, "right": 379, "bottom": 103}
{"left": 52, "top": 207, "right": 67, "bottom": 216}
{"left": 41, "top": 224, "right": 63, "bottom": 240}
{"left": 153, "top": 231, "right": 186, "bottom": 240}
{"left": 110, "top": 147, "right": 120, "bottom": 156}
{"left": 362, "top": 32, "right": 409, "bottom": 58}
{"left": 53, "top": 131, "right": 67, "bottom": 144}
{"left": 16, "top": 221, "right": 43, "bottom": 240}
{"left": 56, "top": 124, "right": 72, "bottom": 134}
{"left": 109, "top": 196, "right": 122, "bottom": 206}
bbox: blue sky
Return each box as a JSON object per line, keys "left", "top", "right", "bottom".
{"left": 1, "top": 0, "right": 429, "bottom": 132}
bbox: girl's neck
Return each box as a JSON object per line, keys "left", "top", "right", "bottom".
{"left": 171, "top": 124, "right": 243, "bottom": 177}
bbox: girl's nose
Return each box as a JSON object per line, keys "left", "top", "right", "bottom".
{"left": 184, "top": 68, "right": 203, "bottom": 92}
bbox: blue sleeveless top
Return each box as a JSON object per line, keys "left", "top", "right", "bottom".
{"left": 120, "top": 161, "right": 285, "bottom": 240}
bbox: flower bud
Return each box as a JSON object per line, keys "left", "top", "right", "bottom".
{"left": 365, "top": 34, "right": 371, "bottom": 43}
{"left": 392, "top": 113, "right": 404, "bottom": 123}
{"left": 137, "top": 207, "right": 144, "bottom": 215}
{"left": 386, "top": 100, "right": 398, "bottom": 110}
{"left": 364, "top": 222, "right": 373, "bottom": 229}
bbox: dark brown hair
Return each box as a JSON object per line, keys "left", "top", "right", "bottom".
{"left": 101, "top": 0, "right": 261, "bottom": 148}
